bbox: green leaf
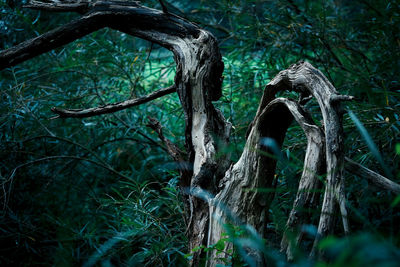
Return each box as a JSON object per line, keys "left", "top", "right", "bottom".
{"left": 191, "top": 245, "right": 205, "bottom": 253}
{"left": 318, "top": 236, "right": 338, "bottom": 250}
{"left": 396, "top": 143, "right": 400, "bottom": 155}
{"left": 214, "top": 239, "right": 226, "bottom": 251}
{"left": 391, "top": 194, "right": 400, "bottom": 208}
{"left": 348, "top": 110, "right": 392, "bottom": 179}
{"left": 184, "top": 254, "right": 193, "bottom": 260}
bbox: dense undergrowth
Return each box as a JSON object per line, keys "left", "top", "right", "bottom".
{"left": 1, "top": 0, "right": 399, "bottom": 266}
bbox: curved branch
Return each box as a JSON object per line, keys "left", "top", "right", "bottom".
{"left": 0, "top": 1, "right": 200, "bottom": 71}
{"left": 264, "top": 61, "right": 351, "bottom": 252}
{"left": 0, "top": 12, "right": 105, "bottom": 70}
{"left": 51, "top": 85, "right": 176, "bottom": 118}
{"left": 147, "top": 116, "right": 191, "bottom": 184}
{"left": 208, "top": 61, "right": 354, "bottom": 264}
{"left": 24, "top": 0, "right": 91, "bottom": 13}
{"left": 273, "top": 98, "right": 324, "bottom": 260}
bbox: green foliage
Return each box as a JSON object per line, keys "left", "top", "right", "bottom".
{"left": 316, "top": 234, "right": 400, "bottom": 267}
{"left": 82, "top": 178, "right": 187, "bottom": 266}
{"left": 185, "top": 227, "right": 244, "bottom": 266}
{"left": 1, "top": 0, "right": 400, "bottom": 266}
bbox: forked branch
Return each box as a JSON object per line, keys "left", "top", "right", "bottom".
{"left": 147, "top": 116, "right": 192, "bottom": 184}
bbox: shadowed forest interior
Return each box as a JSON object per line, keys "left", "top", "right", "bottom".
{"left": 1, "top": 0, "right": 400, "bottom": 266}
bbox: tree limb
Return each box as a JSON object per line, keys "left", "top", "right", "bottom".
{"left": 0, "top": 12, "right": 105, "bottom": 70}
{"left": 24, "top": 0, "right": 141, "bottom": 13}
{"left": 51, "top": 85, "right": 176, "bottom": 118}
{"left": 1, "top": 3, "right": 227, "bottom": 265}
{"left": 274, "top": 98, "right": 324, "bottom": 260}
{"left": 24, "top": 0, "right": 91, "bottom": 13}
{"left": 345, "top": 157, "right": 400, "bottom": 194}
{"left": 146, "top": 115, "right": 193, "bottom": 234}
{"left": 0, "top": 1, "right": 200, "bottom": 71}
{"left": 146, "top": 116, "right": 191, "bottom": 182}
{"left": 158, "top": 0, "right": 169, "bottom": 14}
{"left": 244, "top": 61, "right": 351, "bottom": 258}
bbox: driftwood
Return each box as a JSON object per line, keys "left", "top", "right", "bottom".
{"left": 1, "top": 1, "right": 399, "bottom": 266}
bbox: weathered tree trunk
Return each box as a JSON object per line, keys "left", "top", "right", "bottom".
{"left": 1, "top": 1, "right": 399, "bottom": 266}
{"left": 206, "top": 61, "right": 353, "bottom": 265}
{"left": 0, "top": 2, "right": 231, "bottom": 265}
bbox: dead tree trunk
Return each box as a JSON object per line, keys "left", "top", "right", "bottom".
{"left": 1, "top": 2, "right": 230, "bottom": 264}
{"left": 1, "top": 1, "right": 399, "bottom": 266}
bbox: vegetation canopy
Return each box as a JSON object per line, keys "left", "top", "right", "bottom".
{"left": 0, "top": 0, "right": 399, "bottom": 266}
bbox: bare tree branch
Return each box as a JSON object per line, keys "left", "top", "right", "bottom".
{"left": 146, "top": 115, "right": 193, "bottom": 233}
{"left": 0, "top": 12, "right": 104, "bottom": 70}
{"left": 24, "top": 0, "right": 91, "bottom": 13}
{"left": 147, "top": 116, "right": 191, "bottom": 180}
{"left": 345, "top": 157, "right": 400, "bottom": 194}
{"left": 275, "top": 98, "right": 324, "bottom": 260}
{"left": 0, "top": 1, "right": 200, "bottom": 71}
{"left": 158, "top": 0, "right": 169, "bottom": 14}
{"left": 330, "top": 94, "right": 355, "bottom": 103}
{"left": 265, "top": 61, "right": 351, "bottom": 256}
{"left": 51, "top": 85, "right": 176, "bottom": 118}
{"left": 24, "top": 0, "right": 142, "bottom": 13}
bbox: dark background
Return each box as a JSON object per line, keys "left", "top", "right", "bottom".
{"left": 1, "top": 0, "right": 399, "bottom": 266}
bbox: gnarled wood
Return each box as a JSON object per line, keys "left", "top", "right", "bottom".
{"left": 1, "top": 3, "right": 230, "bottom": 265}
{"left": 208, "top": 98, "right": 293, "bottom": 266}
{"left": 206, "top": 61, "right": 353, "bottom": 265}
{"left": 2, "top": 2, "right": 395, "bottom": 266}
{"left": 264, "top": 62, "right": 352, "bottom": 254}
{"left": 275, "top": 98, "right": 324, "bottom": 260}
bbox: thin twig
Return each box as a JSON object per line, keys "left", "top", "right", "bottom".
{"left": 158, "top": 0, "right": 169, "bottom": 14}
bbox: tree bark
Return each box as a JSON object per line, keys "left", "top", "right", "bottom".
{"left": 206, "top": 61, "right": 352, "bottom": 265}
{"left": 277, "top": 98, "right": 324, "bottom": 260}
{"left": 1, "top": 2, "right": 230, "bottom": 265}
